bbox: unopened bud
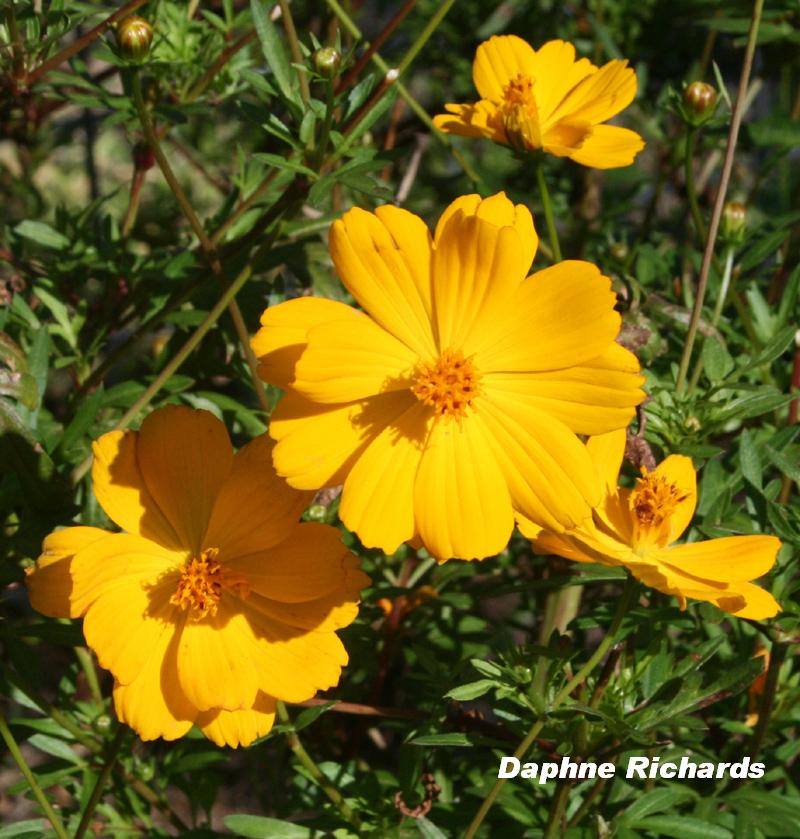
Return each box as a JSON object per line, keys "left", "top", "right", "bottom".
{"left": 116, "top": 16, "right": 153, "bottom": 62}
{"left": 683, "top": 81, "right": 717, "bottom": 124}
{"left": 609, "top": 242, "right": 629, "bottom": 262}
{"left": 721, "top": 200, "right": 746, "bottom": 244}
{"left": 313, "top": 47, "right": 341, "bottom": 78}
{"left": 132, "top": 141, "right": 155, "bottom": 171}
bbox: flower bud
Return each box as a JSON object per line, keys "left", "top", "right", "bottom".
{"left": 313, "top": 47, "right": 341, "bottom": 79}
{"left": 116, "top": 16, "right": 153, "bottom": 62}
{"left": 721, "top": 200, "right": 746, "bottom": 244}
{"left": 683, "top": 81, "right": 717, "bottom": 124}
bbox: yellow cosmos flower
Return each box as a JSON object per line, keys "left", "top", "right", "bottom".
{"left": 525, "top": 429, "right": 781, "bottom": 619}
{"left": 26, "top": 406, "right": 368, "bottom": 748}
{"left": 433, "top": 35, "right": 645, "bottom": 169}
{"left": 251, "top": 192, "right": 645, "bottom": 561}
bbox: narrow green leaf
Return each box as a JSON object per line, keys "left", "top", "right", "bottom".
{"left": 250, "top": 0, "right": 297, "bottom": 103}
{"left": 224, "top": 814, "right": 314, "bottom": 838}
{"left": 13, "top": 220, "right": 70, "bottom": 250}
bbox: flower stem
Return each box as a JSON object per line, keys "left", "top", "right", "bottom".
{"left": 74, "top": 727, "right": 127, "bottom": 839}
{"left": 129, "top": 70, "right": 271, "bottom": 415}
{"left": 535, "top": 157, "right": 562, "bottom": 262}
{"left": 675, "top": 0, "right": 765, "bottom": 393}
{"left": 463, "top": 577, "right": 637, "bottom": 839}
{"left": 0, "top": 710, "right": 70, "bottom": 839}
{"left": 543, "top": 779, "right": 573, "bottom": 839}
{"left": 75, "top": 647, "right": 103, "bottom": 705}
{"left": 748, "top": 640, "right": 787, "bottom": 760}
{"left": 276, "top": 701, "right": 362, "bottom": 829}
{"left": 684, "top": 127, "right": 707, "bottom": 243}
{"left": 277, "top": 0, "right": 310, "bottom": 105}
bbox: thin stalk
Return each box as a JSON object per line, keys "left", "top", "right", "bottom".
{"left": 567, "top": 774, "right": 611, "bottom": 828}
{"left": 544, "top": 780, "right": 572, "bottom": 839}
{"left": 278, "top": 0, "right": 310, "bottom": 104}
{"left": 748, "top": 641, "right": 787, "bottom": 760}
{"left": 684, "top": 127, "right": 707, "bottom": 243}
{"left": 276, "top": 702, "right": 362, "bottom": 829}
{"left": 75, "top": 647, "right": 103, "bottom": 705}
{"left": 5, "top": 4, "right": 25, "bottom": 81}
{"left": 463, "top": 578, "right": 637, "bottom": 839}
{"left": 121, "top": 168, "right": 146, "bottom": 238}
{"left": 675, "top": 0, "right": 765, "bottom": 392}
{"left": 0, "top": 711, "right": 70, "bottom": 839}
{"left": 75, "top": 727, "right": 127, "bottom": 839}
{"left": 129, "top": 70, "right": 271, "bottom": 414}
{"left": 396, "top": 0, "right": 456, "bottom": 76}
{"left": 688, "top": 244, "right": 735, "bottom": 391}
{"left": 535, "top": 157, "right": 563, "bottom": 262}
{"left": 186, "top": 29, "right": 258, "bottom": 102}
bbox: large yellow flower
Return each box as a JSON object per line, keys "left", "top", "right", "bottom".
{"left": 251, "top": 193, "right": 646, "bottom": 561}
{"left": 26, "top": 406, "right": 368, "bottom": 748}
{"left": 433, "top": 35, "right": 645, "bottom": 169}
{"left": 525, "top": 429, "right": 781, "bottom": 618}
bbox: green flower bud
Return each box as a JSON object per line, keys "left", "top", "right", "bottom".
{"left": 314, "top": 47, "right": 341, "bottom": 79}
{"left": 116, "top": 16, "right": 153, "bottom": 62}
{"left": 721, "top": 200, "right": 746, "bottom": 244}
{"left": 682, "top": 81, "right": 717, "bottom": 125}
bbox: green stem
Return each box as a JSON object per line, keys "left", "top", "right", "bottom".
{"left": 463, "top": 578, "right": 637, "bottom": 839}
{"left": 0, "top": 710, "right": 70, "bottom": 839}
{"left": 748, "top": 641, "right": 787, "bottom": 760}
{"left": 276, "top": 702, "right": 362, "bottom": 829}
{"left": 684, "top": 128, "right": 707, "bottom": 243}
{"left": 544, "top": 780, "right": 573, "bottom": 839}
{"left": 129, "top": 70, "right": 270, "bottom": 415}
{"left": 75, "top": 727, "right": 127, "bottom": 839}
{"left": 675, "top": 0, "right": 765, "bottom": 393}
{"left": 75, "top": 647, "right": 103, "bottom": 705}
{"left": 535, "top": 157, "right": 562, "bottom": 262}
{"left": 278, "top": 0, "right": 310, "bottom": 105}
{"left": 688, "top": 245, "right": 735, "bottom": 391}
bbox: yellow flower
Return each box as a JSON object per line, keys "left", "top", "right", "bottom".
{"left": 251, "top": 192, "right": 645, "bottom": 561}
{"left": 433, "top": 36, "right": 645, "bottom": 169}
{"left": 26, "top": 406, "right": 369, "bottom": 748}
{"left": 525, "top": 429, "right": 781, "bottom": 618}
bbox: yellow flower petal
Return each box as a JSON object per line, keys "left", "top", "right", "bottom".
{"left": 225, "top": 522, "right": 363, "bottom": 603}
{"left": 203, "top": 435, "right": 311, "bottom": 559}
{"left": 657, "top": 535, "right": 781, "bottom": 584}
{"left": 549, "top": 59, "right": 637, "bottom": 126}
{"left": 137, "top": 406, "right": 234, "bottom": 554}
{"left": 477, "top": 261, "right": 620, "bottom": 373}
{"left": 528, "top": 40, "right": 595, "bottom": 121}
{"left": 413, "top": 412, "right": 514, "bottom": 560}
{"left": 432, "top": 200, "right": 531, "bottom": 353}
{"left": 252, "top": 296, "right": 361, "bottom": 389}
{"left": 725, "top": 583, "right": 781, "bottom": 620}
{"left": 197, "top": 692, "right": 277, "bottom": 748}
{"left": 483, "top": 343, "right": 644, "bottom": 434}
{"left": 329, "top": 206, "right": 436, "bottom": 358}
{"left": 271, "top": 390, "right": 416, "bottom": 490}
{"left": 568, "top": 125, "right": 645, "bottom": 169}
{"left": 586, "top": 429, "right": 628, "bottom": 496}
{"left": 26, "top": 527, "right": 107, "bottom": 618}
{"left": 340, "top": 402, "right": 430, "bottom": 554}
{"left": 293, "top": 316, "right": 418, "bottom": 403}
{"left": 541, "top": 119, "right": 594, "bottom": 157}
{"left": 235, "top": 604, "right": 348, "bottom": 702}
{"left": 433, "top": 102, "right": 503, "bottom": 143}
{"left": 651, "top": 454, "right": 697, "bottom": 542}
{"left": 92, "top": 430, "right": 182, "bottom": 550}
{"left": 112, "top": 628, "right": 196, "bottom": 741}
{"left": 480, "top": 394, "right": 599, "bottom": 532}
{"left": 176, "top": 604, "right": 259, "bottom": 712}
{"left": 472, "top": 34, "right": 537, "bottom": 100}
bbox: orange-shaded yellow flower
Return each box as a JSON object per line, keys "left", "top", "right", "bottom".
{"left": 525, "top": 429, "right": 781, "bottom": 619}
{"left": 251, "top": 192, "right": 645, "bottom": 561}
{"left": 26, "top": 406, "right": 368, "bottom": 748}
{"left": 433, "top": 36, "right": 645, "bottom": 169}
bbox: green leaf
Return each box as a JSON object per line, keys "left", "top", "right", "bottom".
{"left": 250, "top": 0, "right": 297, "bottom": 104}
{"left": 445, "top": 680, "right": 496, "bottom": 701}
{"left": 416, "top": 817, "right": 449, "bottom": 839}
{"left": 293, "top": 701, "right": 335, "bottom": 732}
{"left": 410, "top": 733, "right": 477, "bottom": 747}
{"left": 27, "top": 734, "right": 82, "bottom": 764}
{"left": 224, "top": 814, "right": 314, "bottom": 838}
{"left": 702, "top": 337, "right": 733, "bottom": 384}
{"left": 621, "top": 788, "right": 695, "bottom": 823}
{"left": 13, "top": 220, "right": 70, "bottom": 250}
{"left": 630, "top": 815, "right": 731, "bottom": 838}
{"left": 739, "top": 429, "right": 762, "bottom": 491}
{"left": 252, "top": 153, "right": 318, "bottom": 178}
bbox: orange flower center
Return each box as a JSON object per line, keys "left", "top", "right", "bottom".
{"left": 630, "top": 471, "right": 687, "bottom": 530}
{"left": 170, "top": 548, "right": 249, "bottom": 619}
{"left": 411, "top": 349, "right": 481, "bottom": 420}
{"left": 501, "top": 73, "right": 539, "bottom": 150}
